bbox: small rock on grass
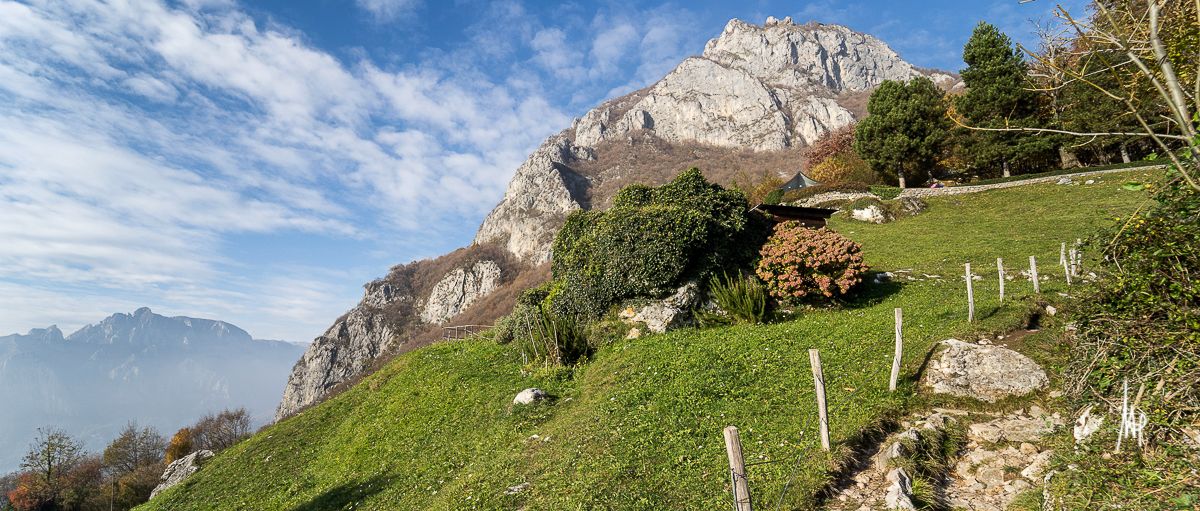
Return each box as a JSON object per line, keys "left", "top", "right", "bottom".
{"left": 513, "top": 388, "right": 548, "bottom": 405}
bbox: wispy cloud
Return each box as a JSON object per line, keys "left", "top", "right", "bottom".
{"left": 0, "top": 0, "right": 566, "bottom": 341}
{"left": 354, "top": 0, "right": 421, "bottom": 23}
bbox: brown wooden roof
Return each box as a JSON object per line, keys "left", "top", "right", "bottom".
{"left": 751, "top": 204, "right": 837, "bottom": 228}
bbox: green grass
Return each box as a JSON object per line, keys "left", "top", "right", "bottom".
{"left": 138, "top": 169, "right": 1157, "bottom": 511}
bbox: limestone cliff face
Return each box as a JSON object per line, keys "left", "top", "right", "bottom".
{"left": 419, "top": 260, "right": 503, "bottom": 324}
{"left": 276, "top": 17, "right": 949, "bottom": 420}
{"left": 474, "top": 135, "right": 593, "bottom": 263}
{"left": 275, "top": 283, "right": 406, "bottom": 420}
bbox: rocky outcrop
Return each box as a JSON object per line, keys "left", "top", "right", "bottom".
{"left": 419, "top": 260, "right": 503, "bottom": 324}
{"left": 275, "top": 250, "right": 513, "bottom": 420}
{"left": 922, "top": 339, "right": 1048, "bottom": 403}
{"left": 473, "top": 136, "right": 592, "bottom": 264}
{"left": 275, "top": 305, "right": 401, "bottom": 420}
{"left": 617, "top": 281, "right": 703, "bottom": 333}
{"left": 572, "top": 18, "right": 934, "bottom": 154}
{"left": 149, "top": 450, "right": 214, "bottom": 500}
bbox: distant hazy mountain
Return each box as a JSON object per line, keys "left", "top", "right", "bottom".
{"left": 0, "top": 307, "right": 305, "bottom": 472}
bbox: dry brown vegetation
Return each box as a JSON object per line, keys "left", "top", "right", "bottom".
{"left": 571, "top": 130, "right": 808, "bottom": 208}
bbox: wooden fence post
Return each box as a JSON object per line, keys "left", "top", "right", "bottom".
{"left": 1060, "top": 242, "right": 1067, "bottom": 267}
{"left": 889, "top": 308, "right": 903, "bottom": 392}
{"left": 1063, "top": 257, "right": 1072, "bottom": 286}
{"left": 997, "top": 257, "right": 1005, "bottom": 303}
{"left": 1029, "top": 256, "right": 1041, "bottom": 294}
{"left": 1074, "top": 238, "right": 1083, "bottom": 276}
{"left": 809, "top": 349, "right": 831, "bottom": 451}
{"left": 724, "top": 426, "right": 753, "bottom": 511}
{"left": 965, "top": 263, "right": 975, "bottom": 322}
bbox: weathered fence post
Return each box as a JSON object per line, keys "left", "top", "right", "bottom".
{"left": 1060, "top": 242, "right": 1067, "bottom": 267}
{"left": 1074, "top": 238, "right": 1083, "bottom": 276}
{"left": 1063, "top": 256, "right": 1072, "bottom": 286}
{"left": 889, "top": 308, "right": 903, "bottom": 392}
{"left": 997, "top": 257, "right": 1005, "bottom": 303}
{"left": 809, "top": 349, "right": 831, "bottom": 451}
{"left": 724, "top": 426, "right": 753, "bottom": 511}
{"left": 1029, "top": 256, "right": 1041, "bottom": 294}
{"left": 965, "top": 263, "right": 975, "bottom": 322}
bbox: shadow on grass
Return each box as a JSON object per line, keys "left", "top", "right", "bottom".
{"left": 291, "top": 475, "right": 393, "bottom": 511}
{"left": 842, "top": 273, "right": 904, "bottom": 309}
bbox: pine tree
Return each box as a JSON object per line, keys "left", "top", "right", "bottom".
{"left": 956, "top": 22, "right": 1055, "bottom": 176}
{"left": 854, "top": 76, "right": 949, "bottom": 187}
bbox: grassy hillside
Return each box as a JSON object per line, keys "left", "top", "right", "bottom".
{"left": 139, "top": 169, "right": 1155, "bottom": 511}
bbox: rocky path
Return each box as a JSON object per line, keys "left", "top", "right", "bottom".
{"left": 825, "top": 407, "right": 1063, "bottom": 511}
{"left": 825, "top": 328, "right": 1067, "bottom": 510}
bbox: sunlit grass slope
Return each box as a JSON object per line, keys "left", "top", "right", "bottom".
{"left": 138, "top": 170, "right": 1154, "bottom": 511}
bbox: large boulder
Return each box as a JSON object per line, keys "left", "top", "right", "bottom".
{"left": 149, "top": 450, "right": 215, "bottom": 499}
{"left": 922, "top": 339, "right": 1048, "bottom": 402}
{"left": 618, "top": 282, "right": 703, "bottom": 333}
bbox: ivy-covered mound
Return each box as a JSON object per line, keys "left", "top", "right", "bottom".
{"left": 549, "top": 168, "right": 770, "bottom": 319}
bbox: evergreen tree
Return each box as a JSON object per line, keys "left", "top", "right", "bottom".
{"left": 956, "top": 22, "right": 1055, "bottom": 176}
{"left": 854, "top": 76, "right": 949, "bottom": 187}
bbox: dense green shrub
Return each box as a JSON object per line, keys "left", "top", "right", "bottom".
{"left": 550, "top": 168, "right": 770, "bottom": 318}
{"left": 755, "top": 223, "right": 868, "bottom": 303}
{"left": 493, "top": 285, "right": 552, "bottom": 344}
{"left": 762, "top": 189, "right": 784, "bottom": 205}
{"left": 1070, "top": 178, "right": 1199, "bottom": 427}
{"left": 494, "top": 283, "right": 590, "bottom": 365}
{"left": 868, "top": 185, "right": 902, "bottom": 200}
{"left": 706, "top": 272, "right": 768, "bottom": 324}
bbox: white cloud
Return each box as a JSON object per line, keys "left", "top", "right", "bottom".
{"left": 590, "top": 22, "right": 638, "bottom": 73}
{"left": 355, "top": 0, "right": 421, "bottom": 23}
{"left": 0, "top": 0, "right": 567, "bottom": 341}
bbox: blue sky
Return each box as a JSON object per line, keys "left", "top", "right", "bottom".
{"left": 0, "top": 0, "right": 1087, "bottom": 342}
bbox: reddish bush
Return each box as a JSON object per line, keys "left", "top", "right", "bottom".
{"left": 755, "top": 223, "right": 868, "bottom": 302}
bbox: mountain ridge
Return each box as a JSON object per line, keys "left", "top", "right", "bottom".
{"left": 0, "top": 308, "right": 305, "bottom": 472}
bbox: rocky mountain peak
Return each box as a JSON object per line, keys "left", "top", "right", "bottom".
{"left": 1, "top": 325, "right": 65, "bottom": 344}
{"left": 66, "top": 308, "right": 252, "bottom": 346}
{"left": 478, "top": 17, "right": 950, "bottom": 266}
{"left": 703, "top": 17, "right": 923, "bottom": 93}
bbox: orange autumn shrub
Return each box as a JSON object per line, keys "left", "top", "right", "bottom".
{"left": 755, "top": 223, "right": 867, "bottom": 302}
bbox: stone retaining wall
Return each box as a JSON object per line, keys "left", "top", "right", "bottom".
{"left": 899, "top": 165, "right": 1163, "bottom": 198}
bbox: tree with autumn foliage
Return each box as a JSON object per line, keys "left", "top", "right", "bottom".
{"left": 164, "top": 428, "right": 193, "bottom": 464}
{"left": 12, "top": 428, "right": 83, "bottom": 510}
